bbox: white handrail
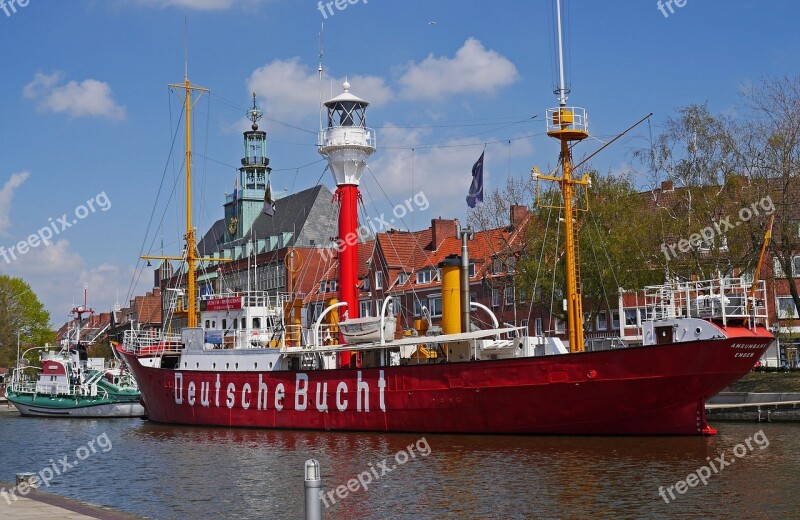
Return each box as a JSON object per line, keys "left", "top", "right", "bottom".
{"left": 380, "top": 296, "right": 394, "bottom": 345}
{"left": 470, "top": 301, "right": 500, "bottom": 340}
{"left": 314, "top": 301, "right": 348, "bottom": 349}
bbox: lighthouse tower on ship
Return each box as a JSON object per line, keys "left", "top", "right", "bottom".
{"left": 318, "top": 81, "right": 377, "bottom": 364}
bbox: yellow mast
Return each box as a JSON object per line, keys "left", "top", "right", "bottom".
{"left": 534, "top": 0, "right": 591, "bottom": 353}
{"left": 143, "top": 75, "right": 228, "bottom": 329}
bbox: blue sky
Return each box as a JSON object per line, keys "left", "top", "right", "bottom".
{"left": 0, "top": 0, "right": 798, "bottom": 323}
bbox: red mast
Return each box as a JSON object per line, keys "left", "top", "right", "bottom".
{"left": 319, "top": 81, "right": 376, "bottom": 367}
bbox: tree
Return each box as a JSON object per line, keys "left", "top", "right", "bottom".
{"left": 466, "top": 175, "right": 536, "bottom": 232}
{"left": 739, "top": 76, "right": 800, "bottom": 318}
{"left": 0, "top": 276, "right": 54, "bottom": 367}
{"left": 633, "top": 103, "right": 773, "bottom": 281}
{"left": 515, "top": 170, "right": 663, "bottom": 323}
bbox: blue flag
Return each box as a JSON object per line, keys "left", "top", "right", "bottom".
{"left": 466, "top": 151, "right": 484, "bottom": 208}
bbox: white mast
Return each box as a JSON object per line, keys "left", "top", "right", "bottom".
{"left": 555, "top": 0, "right": 568, "bottom": 106}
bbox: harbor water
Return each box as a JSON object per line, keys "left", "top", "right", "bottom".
{"left": 0, "top": 413, "right": 798, "bottom": 519}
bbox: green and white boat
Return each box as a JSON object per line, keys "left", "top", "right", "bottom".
{"left": 7, "top": 296, "right": 144, "bottom": 418}
{"left": 6, "top": 345, "right": 144, "bottom": 417}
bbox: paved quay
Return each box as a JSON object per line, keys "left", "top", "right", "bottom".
{"left": 0, "top": 483, "right": 142, "bottom": 520}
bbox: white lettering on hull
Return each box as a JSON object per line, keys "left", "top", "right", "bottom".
{"left": 171, "top": 371, "right": 388, "bottom": 415}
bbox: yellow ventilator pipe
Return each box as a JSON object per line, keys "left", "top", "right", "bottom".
{"left": 438, "top": 255, "right": 462, "bottom": 335}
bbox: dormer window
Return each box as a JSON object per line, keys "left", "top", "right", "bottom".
{"left": 416, "top": 269, "right": 434, "bottom": 285}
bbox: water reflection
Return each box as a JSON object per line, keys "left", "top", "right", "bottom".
{"left": 0, "top": 416, "right": 797, "bottom": 519}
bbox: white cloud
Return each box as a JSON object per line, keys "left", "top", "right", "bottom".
{"left": 0, "top": 238, "right": 145, "bottom": 322}
{"left": 23, "top": 71, "right": 126, "bottom": 120}
{"left": 398, "top": 38, "right": 519, "bottom": 100}
{"left": 366, "top": 126, "right": 486, "bottom": 219}
{"left": 0, "top": 171, "right": 29, "bottom": 237}
{"left": 247, "top": 58, "right": 391, "bottom": 120}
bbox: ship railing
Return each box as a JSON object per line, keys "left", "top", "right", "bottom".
{"left": 318, "top": 126, "right": 376, "bottom": 150}
{"left": 229, "top": 328, "right": 285, "bottom": 349}
{"left": 307, "top": 324, "right": 341, "bottom": 349}
{"left": 121, "top": 329, "right": 183, "bottom": 355}
{"left": 640, "top": 276, "right": 769, "bottom": 328}
{"left": 10, "top": 381, "right": 38, "bottom": 394}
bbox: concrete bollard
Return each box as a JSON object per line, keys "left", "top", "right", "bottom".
{"left": 304, "top": 459, "right": 322, "bottom": 520}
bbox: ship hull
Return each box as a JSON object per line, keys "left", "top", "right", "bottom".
{"left": 6, "top": 394, "right": 144, "bottom": 418}
{"left": 120, "top": 326, "right": 772, "bottom": 435}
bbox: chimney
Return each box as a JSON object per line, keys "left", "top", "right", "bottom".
{"left": 431, "top": 218, "right": 457, "bottom": 250}
{"left": 661, "top": 180, "right": 674, "bottom": 192}
{"left": 510, "top": 205, "right": 528, "bottom": 229}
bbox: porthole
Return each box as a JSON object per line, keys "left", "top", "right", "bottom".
{"left": 254, "top": 362, "right": 258, "bottom": 369}
{"left": 226, "top": 363, "right": 230, "bottom": 369}
{"left": 196, "top": 362, "right": 200, "bottom": 369}
{"left": 235, "top": 363, "right": 239, "bottom": 369}
{"left": 184, "top": 362, "right": 187, "bottom": 368}
{"left": 269, "top": 362, "right": 273, "bottom": 369}
{"left": 213, "top": 363, "right": 216, "bottom": 369}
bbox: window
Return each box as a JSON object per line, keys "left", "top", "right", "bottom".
{"left": 413, "top": 300, "right": 424, "bottom": 317}
{"left": 253, "top": 318, "right": 261, "bottom": 329}
{"left": 584, "top": 313, "right": 593, "bottom": 331}
{"left": 611, "top": 310, "right": 620, "bottom": 330}
{"left": 360, "top": 300, "right": 372, "bottom": 317}
{"left": 416, "top": 269, "right": 433, "bottom": 285}
{"left": 375, "top": 271, "right": 383, "bottom": 290}
{"left": 504, "top": 286, "right": 514, "bottom": 306}
{"left": 393, "top": 298, "right": 402, "bottom": 314}
{"left": 624, "top": 309, "right": 638, "bottom": 326}
{"left": 397, "top": 272, "right": 409, "bottom": 285}
{"left": 520, "top": 319, "right": 528, "bottom": 332}
{"left": 428, "top": 297, "right": 443, "bottom": 317}
{"left": 205, "top": 319, "right": 210, "bottom": 329}
{"left": 535, "top": 318, "right": 543, "bottom": 335}
{"left": 319, "top": 280, "right": 338, "bottom": 293}
{"left": 777, "top": 296, "right": 799, "bottom": 319}
{"left": 222, "top": 319, "right": 227, "bottom": 330}
{"left": 491, "top": 289, "right": 500, "bottom": 307}
{"left": 241, "top": 317, "right": 246, "bottom": 329}
{"left": 362, "top": 277, "right": 370, "bottom": 291}
{"left": 774, "top": 258, "right": 784, "bottom": 278}
{"left": 470, "top": 293, "right": 477, "bottom": 303}
{"left": 491, "top": 258, "right": 502, "bottom": 275}
{"left": 596, "top": 311, "right": 607, "bottom": 331}
{"left": 468, "top": 263, "right": 476, "bottom": 277}
{"left": 506, "top": 257, "right": 516, "bottom": 273}
{"left": 555, "top": 318, "right": 565, "bottom": 333}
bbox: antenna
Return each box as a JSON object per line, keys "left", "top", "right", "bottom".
{"left": 554, "top": 0, "right": 568, "bottom": 106}
{"left": 184, "top": 16, "right": 189, "bottom": 79}
{"left": 318, "top": 22, "right": 325, "bottom": 133}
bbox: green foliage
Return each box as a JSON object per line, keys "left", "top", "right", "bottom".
{"left": 0, "top": 275, "right": 54, "bottom": 367}
{"left": 516, "top": 170, "right": 662, "bottom": 321}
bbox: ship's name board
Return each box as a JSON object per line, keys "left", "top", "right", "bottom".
{"left": 730, "top": 343, "right": 762, "bottom": 350}
{"left": 202, "top": 297, "right": 242, "bottom": 311}
{"left": 173, "top": 370, "right": 387, "bottom": 413}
